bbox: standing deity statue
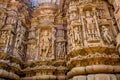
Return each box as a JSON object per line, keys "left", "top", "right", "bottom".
{"left": 28, "top": 44, "right": 36, "bottom": 61}
{"left": 40, "top": 30, "right": 52, "bottom": 58}
{"left": 85, "top": 11, "right": 95, "bottom": 34}
{"left": 57, "top": 43, "right": 62, "bottom": 58}
{"left": 85, "top": 11, "right": 96, "bottom": 40}
{"left": 69, "top": 29, "right": 75, "bottom": 48}
{"left": 57, "top": 42, "right": 66, "bottom": 59}
{"left": 73, "top": 27, "right": 81, "bottom": 44}
{"left": 101, "top": 25, "right": 113, "bottom": 44}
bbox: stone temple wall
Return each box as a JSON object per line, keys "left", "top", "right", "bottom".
{"left": 0, "top": 0, "right": 120, "bottom": 80}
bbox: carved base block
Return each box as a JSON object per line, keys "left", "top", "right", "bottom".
{"left": 69, "top": 74, "right": 118, "bottom": 80}
{"left": 67, "top": 65, "right": 120, "bottom": 78}
{"left": 57, "top": 75, "right": 67, "bottom": 80}
{"left": 21, "top": 75, "right": 56, "bottom": 80}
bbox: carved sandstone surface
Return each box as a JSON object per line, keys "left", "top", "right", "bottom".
{"left": 0, "top": 0, "right": 120, "bottom": 80}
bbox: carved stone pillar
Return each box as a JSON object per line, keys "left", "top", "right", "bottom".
{"left": 66, "top": 0, "right": 120, "bottom": 80}
{"left": 27, "top": 27, "right": 37, "bottom": 61}
{"left": 14, "top": 21, "right": 26, "bottom": 61}
{"left": 0, "top": 0, "right": 26, "bottom": 80}
{"left": 4, "top": 9, "right": 18, "bottom": 54}
{"left": 54, "top": 25, "right": 66, "bottom": 60}
{"left": 22, "top": 2, "right": 58, "bottom": 80}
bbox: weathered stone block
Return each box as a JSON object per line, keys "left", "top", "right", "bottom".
{"left": 109, "top": 74, "right": 117, "bottom": 80}
{"left": 87, "top": 74, "right": 95, "bottom": 80}
{"left": 95, "top": 74, "right": 110, "bottom": 80}
{"left": 72, "top": 75, "right": 87, "bottom": 80}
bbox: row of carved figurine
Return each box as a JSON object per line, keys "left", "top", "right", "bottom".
{"left": 70, "top": 53, "right": 119, "bottom": 60}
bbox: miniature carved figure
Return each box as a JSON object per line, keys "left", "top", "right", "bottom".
{"left": 15, "top": 24, "right": 25, "bottom": 49}
{"left": 28, "top": 44, "right": 36, "bottom": 60}
{"left": 57, "top": 42, "right": 66, "bottom": 58}
{"left": 6, "top": 11, "right": 17, "bottom": 25}
{"left": 85, "top": 11, "right": 95, "bottom": 34}
{"left": 101, "top": 25, "right": 113, "bottom": 44}
{"left": 73, "top": 27, "right": 81, "bottom": 44}
{"left": 0, "top": 12, "right": 6, "bottom": 29}
{"left": 69, "top": 29, "right": 75, "bottom": 48}
{"left": 4, "top": 30, "right": 13, "bottom": 53}
{"left": 29, "top": 28, "right": 35, "bottom": 39}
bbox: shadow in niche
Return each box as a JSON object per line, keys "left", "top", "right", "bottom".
{"left": 0, "top": 78, "right": 12, "bottom": 80}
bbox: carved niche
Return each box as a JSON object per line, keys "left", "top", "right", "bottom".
{"left": 69, "top": 24, "right": 83, "bottom": 50}
{"left": 54, "top": 26, "right": 66, "bottom": 59}
{"left": 0, "top": 11, "right": 18, "bottom": 53}
{"left": 83, "top": 7, "right": 100, "bottom": 43}
{"left": 39, "top": 9, "right": 55, "bottom": 24}
{"left": 6, "top": 11, "right": 17, "bottom": 26}
{"left": 39, "top": 29, "right": 53, "bottom": 60}
{"left": 14, "top": 21, "right": 26, "bottom": 59}
{"left": 27, "top": 27, "right": 38, "bottom": 61}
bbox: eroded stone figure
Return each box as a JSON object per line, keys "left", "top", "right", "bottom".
{"left": 6, "top": 11, "right": 17, "bottom": 25}
{"left": 0, "top": 12, "right": 6, "bottom": 29}
{"left": 69, "top": 26, "right": 82, "bottom": 49}
{"left": 57, "top": 42, "right": 66, "bottom": 58}
{"left": 29, "top": 28, "right": 36, "bottom": 39}
{"left": 116, "top": 33, "right": 120, "bottom": 53}
{"left": 73, "top": 27, "right": 81, "bottom": 44}
{"left": 40, "top": 30, "right": 52, "bottom": 59}
{"left": 70, "top": 12, "right": 77, "bottom": 21}
{"left": 27, "top": 44, "right": 36, "bottom": 61}
{"left": 15, "top": 25, "right": 25, "bottom": 49}
{"left": 101, "top": 25, "right": 113, "bottom": 44}
{"left": 69, "top": 29, "right": 75, "bottom": 48}
{"left": 4, "top": 30, "right": 13, "bottom": 53}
